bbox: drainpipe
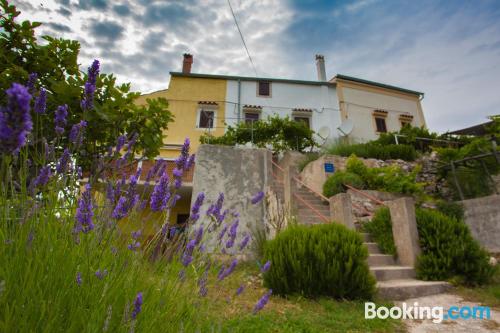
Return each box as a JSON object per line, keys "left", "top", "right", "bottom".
{"left": 237, "top": 79, "right": 241, "bottom": 124}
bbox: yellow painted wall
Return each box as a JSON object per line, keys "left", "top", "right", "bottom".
{"left": 136, "top": 76, "right": 227, "bottom": 158}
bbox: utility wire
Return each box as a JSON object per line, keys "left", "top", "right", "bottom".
{"left": 227, "top": 0, "right": 258, "bottom": 76}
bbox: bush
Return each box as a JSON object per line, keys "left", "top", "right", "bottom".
{"left": 326, "top": 142, "right": 417, "bottom": 161}
{"left": 344, "top": 155, "right": 424, "bottom": 197}
{"left": 263, "top": 223, "right": 376, "bottom": 299}
{"left": 436, "top": 200, "right": 464, "bottom": 220}
{"left": 362, "top": 208, "right": 396, "bottom": 256}
{"left": 323, "top": 171, "right": 365, "bottom": 197}
{"left": 363, "top": 207, "right": 494, "bottom": 285}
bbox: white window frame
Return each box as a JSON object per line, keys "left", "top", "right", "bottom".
{"left": 196, "top": 105, "right": 218, "bottom": 130}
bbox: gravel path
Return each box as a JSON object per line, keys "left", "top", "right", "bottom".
{"left": 396, "top": 293, "right": 500, "bottom": 332}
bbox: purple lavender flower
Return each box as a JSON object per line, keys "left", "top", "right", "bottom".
{"left": 185, "top": 154, "right": 195, "bottom": 170}
{"left": 34, "top": 88, "right": 47, "bottom": 114}
{"left": 0, "top": 83, "right": 32, "bottom": 154}
{"left": 56, "top": 148, "right": 70, "bottom": 174}
{"left": 239, "top": 234, "right": 251, "bottom": 251}
{"left": 172, "top": 168, "right": 183, "bottom": 178}
{"left": 181, "top": 253, "right": 193, "bottom": 267}
{"left": 95, "top": 269, "right": 108, "bottom": 280}
{"left": 26, "top": 73, "right": 38, "bottom": 94}
{"left": 229, "top": 219, "right": 239, "bottom": 238}
{"left": 236, "top": 284, "right": 245, "bottom": 296}
{"left": 111, "top": 196, "right": 128, "bottom": 219}
{"left": 33, "top": 165, "right": 51, "bottom": 187}
{"left": 74, "top": 184, "right": 94, "bottom": 234}
{"left": 178, "top": 269, "right": 186, "bottom": 281}
{"left": 69, "top": 120, "right": 87, "bottom": 145}
{"left": 225, "top": 238, "right": 235, "bottom": 249}
{"left": 198, "top": 270, "right": 208, "bottom": 297}
{"left": 261, "top": 261, "right": 271, "bottom": 273}
{"left": 217, "top": 265, "right": 226, "bottom": 280}
{"left": 76, "top": 272, "right": 82, "bottom": 286}
{"left": 150, "top": 172, "right": 170, "bottom": 211}
{"left": 190, "top": 192, "right": 205, "bottom": 221}
{"left": 218, "top": 259, "right": 238, "bottom": 281}
{"left": 253, "top": 290, "right": 272, "bottom": 314}
{"left": 218, "top": 224, "right": 228, "bottom": 241}
{"left": 80, "top": 59, "right": 100, "bottom": 111}
{"left": 175, "top": 138, "right": 190, "bottom": 170}
{"left": 207, "top": 193, "right": 224, "bottom": 221}
{"left": 115, "top": 135, "right": 126, "bottom": 153}
{"left": 174, "top": 178, "right": 182, "bottom": 189}
{"left": 251, "top": 191, "right": 265, "bottom": 205}
{"left": 194, "top": 226, "right": 203, "bottom": 245}
{"left": 128, "top": 241, "right": 140, "bottom": 251}
{"left": 131, "top": 292, "right": 143, "bottom": 320}
{"left": 126, "top": 133, "right": 138, "bottom": 153}
{"left": 132, "top": 230, "right": 142, "bottom": 240}
{"left": 54, "top": 104, "right": 68, "bottom": 135}
{"left": 169, "top": 194, "right": 181, "bottom": 208}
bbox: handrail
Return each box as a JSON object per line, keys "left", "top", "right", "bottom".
{"left": 343, "top": 184, "right": 385, "bottom": 206}
{"left": 351, "top": 201, "right": 372, "bottom": 216}
{"left": 271, "top": 159, "right": 285, "bottom": 172}
{"left": 293, "top": 193, "right": 330, "bottom": 223}
{"left": 293, "top": 176, "right": 329, "bottom": 202}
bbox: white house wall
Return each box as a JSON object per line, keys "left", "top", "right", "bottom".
{"left": 225, "top": 80, "right": 342, "bottom": 145}
{"left": 342, "top": 87, "right": 425, "bottom": 143}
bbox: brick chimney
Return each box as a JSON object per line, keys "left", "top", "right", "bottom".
{"left": 182, "top": 53, "right": 193, "bottom": 74}
{"left": 315, "top": 54, "right": 326, "bottom": 81}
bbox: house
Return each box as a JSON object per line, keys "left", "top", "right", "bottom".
{"left": 137, "top": 54, "right": 427, "bottom": 154}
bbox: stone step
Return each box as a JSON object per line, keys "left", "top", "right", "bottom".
{"left": 360, "top": 233, "right": 372, "bottom": 242}
{"left": 370, "top": 266, "right": 416, "bottom": 281}
{"left": 297, "top": 204, "right": 330, "bottom": 214}
{"left": 297, "top": 214, "right": 329, "bottom": 224}
{"left": 377, "top": 279, "right": 452, "bottom": 300}
{"left": 364, "top": 242, "right": 382, "bottom": 254}
{"left": 368, "top": 254, "right": 396, "bottom": 266}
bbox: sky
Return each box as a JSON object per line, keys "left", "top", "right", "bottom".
{"left": 14, "top": 0, "right": 500, "bottom": 133}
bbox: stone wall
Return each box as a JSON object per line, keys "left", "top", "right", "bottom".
{"left": 191, "top": 145, "right": 272, "bottom": 255}
{"left": 461, "top": 194, "right": 500, "bottom": 253}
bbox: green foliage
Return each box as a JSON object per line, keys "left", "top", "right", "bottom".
{"left": 436, "top": 200, "right": 464, "bottom": 220}
{"left": 363, "top": 208, "right": 396, "bottom": 256}
{"left": 0, "top": 0, "right": 173, "bottom": 171}
{"left": 263, "top": 223, "right": 376, "bottom": 299}
{"left": 344, "top": 155, "right": 424, "bottom": 196}
{"left": 297, "top": 152, "right": 320, "bottom": 172}
{"left": 375, "top": 125, "right": 441, "bottom": 152}
{"left": 363, "top": 207, "right": 494, "bottom": 285}
{"left": 322, "top": 171, "right": 365, "bottom": 197}
{"left": 326, "top": 142, "right": 417, "bottom": 161}
{"left": 435, "top": 137, "right": 499, "bottom": 199}
{"left": 200, "top": 115, "right": 316, "bottom": 153}
{"left": 416, "top": 208, "right": 494, "bottom": 285}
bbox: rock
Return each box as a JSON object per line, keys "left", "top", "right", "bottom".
{"left": 489, "top": 257, "right": 498, "bottom": 266}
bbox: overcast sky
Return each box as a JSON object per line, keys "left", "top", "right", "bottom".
{"left": 15, "top": 0, "right": 500, "bottom": 132}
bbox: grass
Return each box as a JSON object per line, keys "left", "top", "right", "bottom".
{"left": 455, "top": 266, "right": 500, "bottom": 309}
{"left": 198, "top": 263, "right": 403, "bottom": 332}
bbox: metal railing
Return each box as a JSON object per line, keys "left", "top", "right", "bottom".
{"left": 343, "top": 184, "right": 386, "bottom": 206}
{"left": 293, "top": 175, "right": 329, "bottom": 203}
{"left": 293, "top": 193, "right": 330, "bottom": 223}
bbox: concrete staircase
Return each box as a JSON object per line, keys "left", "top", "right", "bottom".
{"left": 361, "top": 232, "right": 451, "bottom": 300}
{"left": 295, "top": 187, "right": 330, "bottom": 224}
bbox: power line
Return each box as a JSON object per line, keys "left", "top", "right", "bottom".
{"left": 227, "top": 0, "right": 258, "bottom": 76}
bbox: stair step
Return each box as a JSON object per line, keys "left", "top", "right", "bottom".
{"left": 370, "top": 266, "right": 416, "bottom": 281}
{"left": 377, "top": 279, "right": 452, "bottom": 300}
{"left": 368, "top": 254, "right": 395, "bottom": 266}
{"left": 364, "top": 242, "right": 381, "bottom": 254}
{"left": 360, "top": 233, "right": 372, "bottom": 242}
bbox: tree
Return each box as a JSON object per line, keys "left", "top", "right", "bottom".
{"left": 200, "top": 115, "right": 316, "bottom": 153}
{"left": 0, "top": 0, "right": 173, "bottom": 171}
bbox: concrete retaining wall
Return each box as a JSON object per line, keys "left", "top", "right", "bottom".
{"left": 462, "top": 194, "right": 500, "bottom": 253}
{"left": 191, "top": 145, "right": 272, "bottom": 254}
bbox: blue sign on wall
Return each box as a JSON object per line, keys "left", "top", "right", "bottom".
{"left": 324, "top": 163, "right": 335, "bottom": 173}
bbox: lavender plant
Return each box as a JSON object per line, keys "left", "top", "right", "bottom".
{"left": 0, "top": 61, "right": 271, "bottom": 332}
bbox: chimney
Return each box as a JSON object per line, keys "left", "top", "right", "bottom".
{"left": 182, "top": 53, "right": 193, "bottom": 74}
{"left": 315, "top": 54, "right": 326, "bottom": 81}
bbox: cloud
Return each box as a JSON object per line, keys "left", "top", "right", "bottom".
{"left": 88, "top": 19, "right": 125, "bottom": 42}
{"left": 45, "top": 22, "right": 72, "bottom": 33}
{"left": 13, "top": 0, "right": 500, "bottom": 132}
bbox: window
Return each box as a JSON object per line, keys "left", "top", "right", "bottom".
{"left": 257, "top": 81, "right": 271, "bottom": 97}
{"left": 294, "top": 116, "right": 310, "bottom": 128}
{"left": 375, "top": 117, "right": 387, "bottom": 133}
{"left": 198, "top": 110, "right": 214, "bottom": 128}
{"left": 401, "top": 120, "right": 412, "bottom": 128}
{"left": 245, "top": 112, "right": 260, "bottom": 124}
